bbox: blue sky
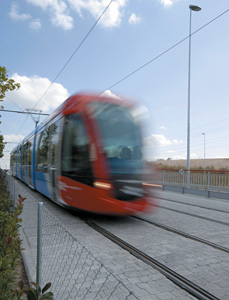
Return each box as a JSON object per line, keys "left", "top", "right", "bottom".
{"left": 1, "top": 0, "right": 229, "bottom": 169}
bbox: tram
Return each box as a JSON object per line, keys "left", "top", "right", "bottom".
{"left": 10, "top": 93, "right": 153, "bottom": 215}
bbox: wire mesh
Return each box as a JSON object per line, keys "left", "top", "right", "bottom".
{"left": 5, "top": 173, "right": 139, "bottom": 300}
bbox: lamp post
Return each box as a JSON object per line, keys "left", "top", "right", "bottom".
{"left": 187, "top": 4, "right": 201, "bottom": 188}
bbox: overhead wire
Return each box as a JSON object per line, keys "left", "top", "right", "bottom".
{"left": 154, "top": 139, "right": 229, "bottom": 156}
{"left": 162, "top": 123, "right": 229, "bottom": 144}
{"left": 152, "top": 138, "right": 229, "bottom": 157}
{"left": 5, "top": 95, "right": 24, "bottom": 111}
{"left": 106, "top": 7, "right": 229, "bottom": 90}
{"left": 9, "top": 6, "right": 229, "bottom": 130}
{"left": 6, "top": 70, "right": 52, "bottom": 111}
{"left": 156, "top": 116, "right": 229, "bottom": 141}
{"left": 1, "top": 0, "right": 115, "bottom": 157}
{"left": 3, "top": 79, "right": 51, "bottom": 136}
{"left": 154, "top": 133, "right": 229, "bottom": 151}
{"left": 104, "top": 7, "right": 229, "bottom": 159}
{"left": 32, "top": 0, "right": 114, "bottom": 111}
{"left": 3, "top": 5, "right": 229, "bottom": 161}
{"left": 7, "top": 0, "right": 115, "bottom": 136}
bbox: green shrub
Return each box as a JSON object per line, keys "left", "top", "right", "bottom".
{"left": 0, "top": 176, "right": 24, "bottom": 299}
{"left": 0, "top": 175, "right": 54, "bottom": 300}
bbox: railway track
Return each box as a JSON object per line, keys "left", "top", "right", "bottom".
{"left": 153, "top": 203, "right": 229, "bottom": 226}
{"left": 134, "top": 216, "right": 229, "bottom": 254}
{"left": 82, "top": 217, "right": 220, "bottom": 300}
{"left": 154, "top": 196, "right": 229, "bottom": 214}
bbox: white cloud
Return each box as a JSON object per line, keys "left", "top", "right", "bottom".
{"left": 7, "top": 74, "right": 70, "bottom": 112}
{"left": 0, "top": 152, "right": 11, "bottom": 170}
{"left": 145, "top": 134, "right": 172, "bottom": 146}
{"left": 51, "top": 3, "right": 74, "bottom": 30}
{"left": 9, "top": 3, "right": 31, "bottom": 21}
{"left": 172, "top": 139, "right": 183, "bottom": 144}
{"left": 160, "top": 126, "right": 167, "bottom": 130}
{"left": 157, "top": 0, "right": 174, "bottom": 8}
{"left": 68, "top": 0, "right": 128, "bottom": 28}
{"left": 29, "top": 19, "right": 42, "bottom": 30}
{"left": 144, "top": 134, "right": 183, "bottom": 146}
{"left": 128, "top": 13, "right": 141, "bottom": 25}
{"left": 150, "top": 152, "right": 197, "bottom": 161}
{"left": 173, "top": 153, "right": 197, "bottom": 160}
{"left": 25, "top": 0, "right": 128, "bottom": 29}
{"left": 4, "top": 134, "right": 25, "bottom": 143}
{"left": 27, "top": 0, "right": 74, "bottom": 30}
{"left": 100, "top": 89, "right": 121, "bottom": 99}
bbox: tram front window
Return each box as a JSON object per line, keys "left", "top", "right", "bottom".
{"left": 61, "top": 115, "right": 92, "bottom": 186}
{"left": 88, "top": 102, "right": 143, "bottom": 176}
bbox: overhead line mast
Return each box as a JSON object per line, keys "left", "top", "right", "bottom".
{"left": 1, "top": 109, "right": 49, "bottom": 116}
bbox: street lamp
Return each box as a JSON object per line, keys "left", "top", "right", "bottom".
{"left": 186, "top": 4, "right": 201, "bottom": 188}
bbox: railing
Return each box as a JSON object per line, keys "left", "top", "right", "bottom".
{"left": 162, "top": 170, "right": 229, "bottom": 192}
{"left": 2, "top": 172, "right": 139, "bottom": 300}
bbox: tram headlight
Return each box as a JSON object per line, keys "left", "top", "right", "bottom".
{"left": 94, "top": 181, "right": 112, "bottom": 190}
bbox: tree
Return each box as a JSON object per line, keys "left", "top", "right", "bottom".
{"left": 0, "top": 66, "right": 21, "bottom": 158}
{"left": 0, "top": 135, "right": 4, "bottom": 159}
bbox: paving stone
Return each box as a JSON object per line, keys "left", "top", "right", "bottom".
{"left": 10, "top": 176, "right": 229, "bottom": 299}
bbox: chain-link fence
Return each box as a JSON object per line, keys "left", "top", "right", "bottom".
{"left": 3, "top": 171, "right": 139, "bottom": 300}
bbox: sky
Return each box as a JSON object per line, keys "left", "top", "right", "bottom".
{"left": 1, "top": 0, "right": 229, "bottom": 169}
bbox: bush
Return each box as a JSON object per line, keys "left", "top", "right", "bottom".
{"left": 0, "top": 175, "right": 54, "bottom": 300}
{"left": 0, "top": 176, "right": 24, "bottom": 299}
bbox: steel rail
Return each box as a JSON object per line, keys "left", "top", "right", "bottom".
{"left": 151, "top": 201, "right": 229, "bottom": 226}
{"left": 154, "top": 196, "right": 229, "bottom": 214}
{"left": 134, "top": 216, "right": 229, "bottom": 254}
{"left": 83, "top": 218, "right": 219, "bottom": 300}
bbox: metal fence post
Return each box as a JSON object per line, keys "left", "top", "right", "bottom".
{"left": 208, "top": 172, "right": 210, "bottom": 192}
{"left": 14, "top": 181, "right": 17, "bottom": 208}
{"left": 37, "top": 202, "right": 43, "bottom": 289}
{"left": 162, "top": 170, "right": 165, "bottom": 190}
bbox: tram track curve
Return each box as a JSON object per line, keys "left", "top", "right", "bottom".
{"left": 82, "top": 217, "right": 219, "bottom": 300}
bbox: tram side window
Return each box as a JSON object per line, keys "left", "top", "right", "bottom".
{"left": 13, "top": 151, "right": 17, "bottom": 173}
{"left": 17, "top": 146, "right": 21, "bottom": 165}
{"left": 13, "top": 152, "right": 16, "bottom": 163}
{"left": 49, "top": 121, "right": 61, "bottom": 166}
{"left": 37, "top": 128, "right": 49, "bottom": 172}
{"left": 27, "top": 139, "right": 33, "bottom": 167}
{"left": 27, "top": 138, "right": 33, "bottom": 180}
{"left": 62, "top": 115, "right": 91, "bottom": 178}
{"left": 22, "top": 143, "right": 28, "bottom": 167}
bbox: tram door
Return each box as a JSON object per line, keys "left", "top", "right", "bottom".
{"left": 49, "top": 119, "right": 61, "bottom": 202}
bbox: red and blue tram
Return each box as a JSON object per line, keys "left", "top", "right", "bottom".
{"left": 10, "top": 93, "right": 153, "bottom": 215}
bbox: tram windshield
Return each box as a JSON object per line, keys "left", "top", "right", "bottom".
{"left": 88, "top": 101, "right": 143, "bottom": 175}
